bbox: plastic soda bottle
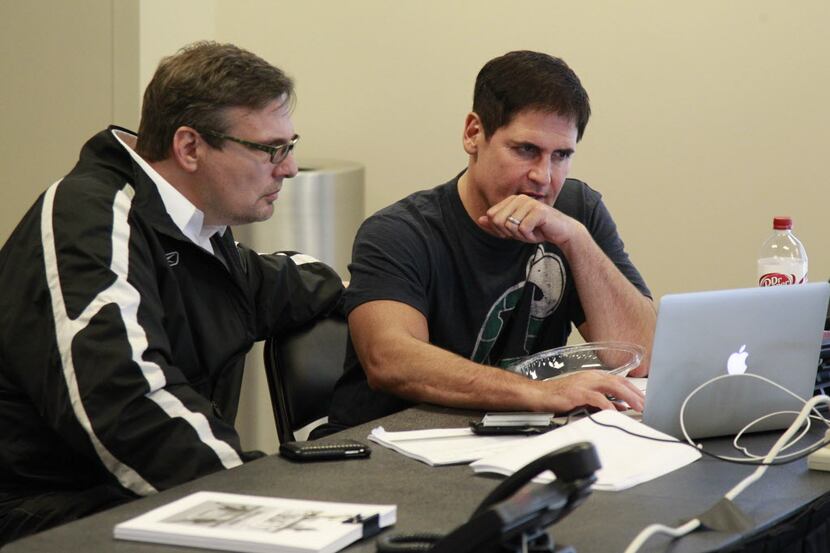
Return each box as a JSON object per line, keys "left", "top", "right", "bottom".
{"left": 757, "top": 216, "right": 808, "bottom": 286}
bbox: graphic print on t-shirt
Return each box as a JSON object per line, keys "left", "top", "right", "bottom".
{"left": 470, "top": 245, "right": 566, "bottom": 367}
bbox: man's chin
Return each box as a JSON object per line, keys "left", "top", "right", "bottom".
{"left": 231, "top": 207, "right": 275, "bottom": 226}
{"left": 257, "top": 204, "right": 276, "bottom": 222}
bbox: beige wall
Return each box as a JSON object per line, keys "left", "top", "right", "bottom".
{"left": 2, "top": 1, "right": 829, "bottom": 452}
{"left": 214, "top": 0, "right": 830, "bottom": 301}
{"left": 1, "top": 0, "right": 115, "bottom": 239}
{"left": 4, "top": 1, "right": 828, "bottom": 296}
{"left": 0, "top": 0, "right": 214, "bottom": 242}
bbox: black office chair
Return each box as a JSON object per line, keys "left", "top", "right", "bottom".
{"left": 263, "top": 315, "right": 348, "bottom": 443}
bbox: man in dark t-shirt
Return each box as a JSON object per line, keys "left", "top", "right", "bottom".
{"left": 327, "top": 51, "right": 656, "bottom": 429}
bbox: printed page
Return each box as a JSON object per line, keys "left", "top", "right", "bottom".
{"left": 369, "top": 427, "right": 531, "bottom": 466}
{"left": 471, "top": 410, "right": 700, "bottom": 491}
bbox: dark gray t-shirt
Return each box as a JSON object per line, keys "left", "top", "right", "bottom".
{"left": 329, "top": 174, "right": 650, "bottom": 427}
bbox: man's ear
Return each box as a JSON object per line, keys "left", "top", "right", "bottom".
{"left": 462, "top": 112, "right": 484, "bottom": 156}
{"left": 170, "top": 127, "right": 201, "bottom": 173}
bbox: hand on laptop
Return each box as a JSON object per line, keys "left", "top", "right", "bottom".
{"left": 539, "top": 371, "right": 645, "bottom": 413}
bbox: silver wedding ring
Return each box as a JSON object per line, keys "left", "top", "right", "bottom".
{"left": 507, "top": 216, "right": 522, "bottom": 226}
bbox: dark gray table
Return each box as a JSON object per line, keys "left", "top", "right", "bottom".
{"left": 5, "top": 405, "right": 830, "bottom": 553}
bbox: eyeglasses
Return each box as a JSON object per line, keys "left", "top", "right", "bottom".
{"left": 200, "top": 130, "right": 299, "bottom": 165}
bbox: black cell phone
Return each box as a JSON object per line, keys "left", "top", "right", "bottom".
{"left": 279, "top": 439, "right": 371, "bottom": 462}
{"left": 469, "top": 421, "right": 559, "bottom": 436}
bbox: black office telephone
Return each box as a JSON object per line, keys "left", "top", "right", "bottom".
{"left": 376, "top": 441, "right": 600, "bottom": 553}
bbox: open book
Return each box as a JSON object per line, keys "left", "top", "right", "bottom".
{"left": 114, "top": 491, "right": 396, "bottom": 553}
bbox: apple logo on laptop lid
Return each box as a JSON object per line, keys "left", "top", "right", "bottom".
{"left": 727, "top": 344, "right": 749, "bottom": 375}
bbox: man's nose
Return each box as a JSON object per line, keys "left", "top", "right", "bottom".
{"left": 274, "top": 151, "right": 299, "bottom": 179}
{"left": 528, "top": 158, "right": 552, "bottom": 185}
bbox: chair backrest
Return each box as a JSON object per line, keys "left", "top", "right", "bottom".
{"left": 263, "top": 315, "right": 348, "bottom": 443}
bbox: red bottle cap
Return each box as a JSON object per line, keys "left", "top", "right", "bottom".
{"left": 773, "top": 216, "right": 792, "bottom": 230}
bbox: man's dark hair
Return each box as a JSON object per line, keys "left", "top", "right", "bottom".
{"left": 136, "top": 41, "right": 294, "bottom": 161}
{"left": 473, "top": 51, "right": 590, "bottom": 141}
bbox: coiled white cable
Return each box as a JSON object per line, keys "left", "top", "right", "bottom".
{"left": 679, "top": 373, "right": 830, "bottom": 461}
{"left": 622, "top": 393, "right": 830, "bottom": 553}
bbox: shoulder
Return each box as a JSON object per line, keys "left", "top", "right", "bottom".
{"left": 376, "top": 182, "right": 447, "bottom": 219}
{"left": 553, "top": 178, "right": 603, "bottom": 220}
{"left": 54, "top": 129, "right": 139, "bottom": 210}
{"left": 43, "top": 131, "right": 152, "bottom": 257}
{"left": 358, "top": 181, "right": 451, "bottom": 239}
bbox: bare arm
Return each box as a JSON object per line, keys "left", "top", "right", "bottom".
{"left": 349, "top": 299, "right": 644, "bottom": 413}
{"left": 481, "top": 195, "right": 656, "bottom": 376}
{"left": 568, "top": 226, "right": 656, "bottom": 376}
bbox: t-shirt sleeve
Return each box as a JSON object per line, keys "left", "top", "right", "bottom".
{"left": 343, "top": 210, "right": 431, "bottom": 317}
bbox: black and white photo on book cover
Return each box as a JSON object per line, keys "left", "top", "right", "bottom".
{"left": 114, "top": 491, "right": 396, "bottom": 553}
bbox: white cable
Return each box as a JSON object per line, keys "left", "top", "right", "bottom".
{"left": 622, "top": 392, "right": 830, "bottom": 553}
{"left": 622, "top": 519, "right": 701, "bottom": 553}
{"left": 725, "top": 394, "right": 830, "bottom": 500}
{"left": 679, "top": 373, "right": 830, "bottom": 461}
{"left": 733, "top": 411, "right": 825, "bottom": 459}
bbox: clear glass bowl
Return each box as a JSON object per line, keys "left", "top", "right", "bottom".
{"left": 508, "top": 341, "right": 645, "bottom": 381}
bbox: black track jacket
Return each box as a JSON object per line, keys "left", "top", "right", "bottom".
{"left": 0, "top": 127, "right": 343, "bottom": 499}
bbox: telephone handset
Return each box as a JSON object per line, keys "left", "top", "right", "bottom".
{"left": 376, "top": 441, "right": 600, "bottom": 553}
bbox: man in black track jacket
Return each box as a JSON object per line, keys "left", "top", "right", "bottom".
{"left": 0, "top": 42, "right": 343, "bottom": 544}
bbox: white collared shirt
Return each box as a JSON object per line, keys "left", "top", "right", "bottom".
{"left": 111, "top": 129, "right": 225, "bottom": 254}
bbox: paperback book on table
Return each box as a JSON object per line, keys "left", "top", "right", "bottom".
{"left": 113, "top": 491, "right": 396, "bottom": 553}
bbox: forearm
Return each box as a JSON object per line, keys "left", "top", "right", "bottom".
{"left": 352, "top": 299, "right": 646, "bottom": 414}
{"left": 364, "top": 333, "right": 645, "bottom": 413}
{"left": 482, "top": 193, "right": 655, "bottom": 364}
{"left": 246, "top": 248, "right": 345, "bottom": 336}
{"left": 563, "top": 224, "right": 656, "bottom": 372}
{"left": 363, "top": 333, "right": 547, "bottom": 411}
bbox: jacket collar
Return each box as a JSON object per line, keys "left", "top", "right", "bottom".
{"left": 103, "top": 126, "right": 226, "bottom": 251}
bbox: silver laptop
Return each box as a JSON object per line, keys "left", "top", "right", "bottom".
{"left": 642, "top": 282, "right": 830, "bottom": 439}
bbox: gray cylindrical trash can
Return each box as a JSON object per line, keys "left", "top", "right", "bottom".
{"left": 235, "top": 159, "right": 364, "bottom": 278}
{"left": 234, "top": 159, "right": 364, "bottom": 453}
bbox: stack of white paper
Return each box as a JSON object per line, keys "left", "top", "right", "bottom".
{"left": 369, "top": 427, "right": 530, "bottom": 466}
{"left": 114, "top": 491, "right": 396, "bottom": 553}
{"left": 471, "top": 410, "right": 700, "bottom": 491}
